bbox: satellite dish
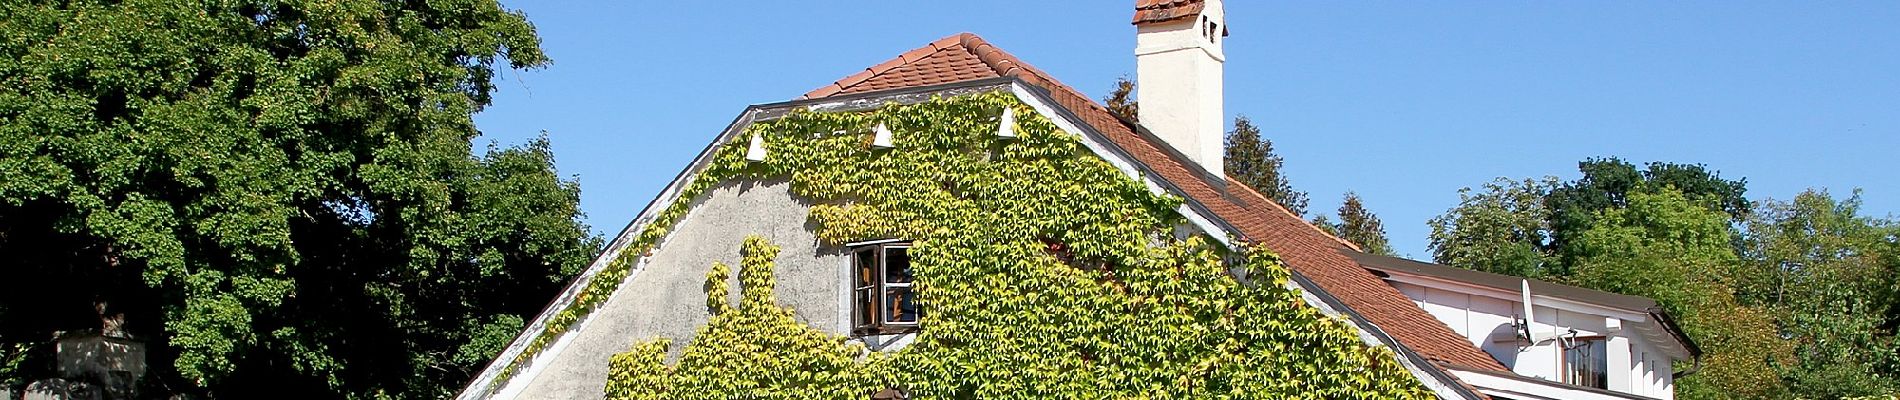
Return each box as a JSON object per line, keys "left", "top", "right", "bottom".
{"left": 1516, "top": 315, "right": 1533, "bottom": 343}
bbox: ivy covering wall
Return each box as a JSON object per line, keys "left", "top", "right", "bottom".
{"left": 573, "top": 91, "right": 1435, "bottom": 399}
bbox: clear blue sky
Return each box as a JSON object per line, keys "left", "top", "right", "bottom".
{"left": 473, "top": 2, "right": 1900, "bottom": 260}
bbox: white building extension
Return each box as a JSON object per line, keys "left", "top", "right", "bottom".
{"left": 1349, "top": 253, "right": 1701, "bottom": 400}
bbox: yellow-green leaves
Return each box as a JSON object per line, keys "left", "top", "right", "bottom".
{"left": 585, "top": 92, "right": 1433, "bottom": 399}
{"left": 608, "top": 236, "right": 871, "bottom": 400}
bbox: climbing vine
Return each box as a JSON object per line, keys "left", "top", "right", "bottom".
{"left": 580, "top": 91, "right": 1434, "bottom": 399}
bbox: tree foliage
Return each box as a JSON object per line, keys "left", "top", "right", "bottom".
{"left": 1224, "top": 116, "right": 1309, "bottom": 217}
{"left": 1547, "top": 158, "right": 1749, "bottom": 275}
{"left": 1427, "top": 177, "right": 1559, "bottom": 278}
{"left": 0, "top": 0, "right": 601, "bottom": 398}
{"left": 595, "top": 92, "right": 1434, "bottom": 399}
{"left": 1737, "top": 190, "right": 1900, "bottom": 398}
{"left": 1333, "top": 192, "right": 1395, "bottom": 256}
{"left": 1567, "top": 188, "right": 1790, "bottom": 399}
{"left": 1102, "top": 76, "right": 1138, "bottom": 123}
{"left": 1432, "top": 157, "right": 1900, "bottom": 398}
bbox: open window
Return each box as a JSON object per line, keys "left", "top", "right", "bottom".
{"left": 852, "top": 241, "right": 920, "bottom": 335}
{"left": 1562, "top": 336, "right": 1608, "bottom": 389}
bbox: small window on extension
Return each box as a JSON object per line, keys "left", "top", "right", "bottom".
{"left": 850, "top": 241, "right": 921, "bottom": 335}
{"left": 1563, "top": 336, "right": 1608, "bottom": 389}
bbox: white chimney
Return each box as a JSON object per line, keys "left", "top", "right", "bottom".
{"left": 1134, "top": 0, "right": 1226, "bottom": 174}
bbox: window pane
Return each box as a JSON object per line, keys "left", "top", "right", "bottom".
{"left": 884, "top": 286, "right": 919, "bottom": 323}
{"left": 884, "top": 247, "right": 912, "bottom": 284}
{"left": 855, "top": 287, "right": 876, "bottom": 328}
{"left": 855, "top": 248, "right": 878, "bottom": 288}
{"left": 1565, "top": 338, "right": 1608, "bottom": 389}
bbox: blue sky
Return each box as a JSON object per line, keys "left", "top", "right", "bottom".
{"left": 473, "top": 2, "right": 1900, "bottom": 259}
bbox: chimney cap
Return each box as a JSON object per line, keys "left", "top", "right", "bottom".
{"left": 1133, "top": 0, "right": 1223, "bottom": 35}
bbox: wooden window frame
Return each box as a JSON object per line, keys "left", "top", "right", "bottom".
{"left": 851, "top": 241, "right": 920, "bottom": 336}
{"left": 1560, "top": 335, "right": 1609, "bottom": 389}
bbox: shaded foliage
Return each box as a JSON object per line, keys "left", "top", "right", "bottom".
{"left": 1224, "top": 116, "right": 1309, "bottom": 217}
{"left": 1103, "top": 76, "right": 1138, "bottom": 123}
{"left": 1547, "top": 158, "right": 1749, "bottom": 275}
{"left": 1334, "top": 192, "right": 1394, "bottom": 256}
{"left": 0, "top": 0, "right": 600, "bottom": 398}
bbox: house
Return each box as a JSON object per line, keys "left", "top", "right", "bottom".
{"left": 1350, "top": 253, "right": 1699, "bottom": 399}
{"left": 455, "top": 1, "right": 1697, "bottom": 399}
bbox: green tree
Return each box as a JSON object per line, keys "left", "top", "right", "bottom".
{"left": 1546, "top": 158, "right": 1749, "bottom": 275}
{"left": 1335, "top": 192, "right": 1394, "bottom": 255}
{"left": 1738, "top": 190, "right": 1900, "bottom": 398}
{"left": 1224, "top": 116, "right": 1309, "bottom": 216}
{"left": 1311, "top": 215, "right": 1341, "bottom": 237}
{"left": 1427, "top": 177, "right": 1559, "bottom": 277}
{"left": 1103, "top": 76, "right": 1138, "bottom": 122}
{"left": 0, "top": 1, "right": 600, "bottom": 398}
{"left": 1568, "top": 188, "right": 1790, "bottom": 399}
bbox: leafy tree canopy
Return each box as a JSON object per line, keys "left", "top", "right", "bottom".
{"left": 1737, "top": 190, "right": 1900, "bottom": 398}
{"left": 1568, "top": 188, "right": 1790, "bottom": 399}
{"left": 1427, "top": 177, "right": 1559, "bottom": 278}
{"left": 1547, "top": 158, "right": 1749, "bottom": 274}
{"left": 0, "top": 0, "right": 600, "bottom": 398}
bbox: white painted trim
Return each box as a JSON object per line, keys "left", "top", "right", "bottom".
{"left": 1380, "top": 272, "right": 1650, "bottom": 322}
{"left": 836, "top": 247, "right": 854, "bottom": 335}
{"left": 843, "top": 238, "right": 909, "bottom": 247}
{"left": 1451, "top": 369, "right": 1662, "bottom": 400}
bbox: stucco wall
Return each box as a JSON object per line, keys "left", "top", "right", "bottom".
{"left": 509, "top": 179, "right": 845, "bottom": 399}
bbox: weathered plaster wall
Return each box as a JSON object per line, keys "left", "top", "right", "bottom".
{"left": 510, "top": 179, "right": 844, "bottom": 399}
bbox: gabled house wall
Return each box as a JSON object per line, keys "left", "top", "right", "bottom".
{"left": 496, "top": 180, "right": 846, "bottom": 399}
{"left": 460, "top": 80, "right": 1479, "bottom": 399}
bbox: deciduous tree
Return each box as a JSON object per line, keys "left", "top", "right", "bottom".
{"left": 1546, "top": 158, "right": 1748, "bottom": 275}
{"left": 1568, "top": 188, "right": 1790, "bottom": 399}
{"left": 0, "top": 1, "right": 599, "bottom": 398}
{"left": 1427, "top": 177, "right": 1559, "bottom": 278}
{"left": 1737, "top": 189, "right": 1900, "bottom": 398}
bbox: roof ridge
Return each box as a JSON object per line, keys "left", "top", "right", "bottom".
{"left": 801, "top": 33, "right": 978, "bottom": 100}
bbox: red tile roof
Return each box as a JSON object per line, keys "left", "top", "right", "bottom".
{"left": 800, "top": 32, "right": 1510, "bottom": 375}
{"left": 1133, "top": 0, "right": 1207, "bottom": 25}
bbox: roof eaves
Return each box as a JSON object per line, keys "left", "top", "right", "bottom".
{"left": 1348, "top": 252, "right": 1661, "bottom": 313}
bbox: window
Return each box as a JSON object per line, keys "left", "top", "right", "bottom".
{"left": 852, "top": 241, "right": 920, "bottom": 335}
{"left": 1562, "top": 336, "right": 1608, "bottom": 389}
